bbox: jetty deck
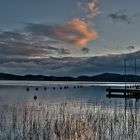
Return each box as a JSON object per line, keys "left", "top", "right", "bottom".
{"left": 106, "top": 88, "right": 140, "bottom": 98}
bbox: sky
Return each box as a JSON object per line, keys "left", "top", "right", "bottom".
{"left": 0, "top": 0, "right": 140, "bottom": 76}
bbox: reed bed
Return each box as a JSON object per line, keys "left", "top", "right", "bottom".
{"left": 0, "top": 100, "right": 139, "bottom": 140}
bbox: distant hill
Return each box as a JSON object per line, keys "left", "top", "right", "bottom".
{"left": 0, "top": 73, "right": 140, "bottom": 82}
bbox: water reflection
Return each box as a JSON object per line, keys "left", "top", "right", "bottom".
{"left": 0, "top": 81, "right": 139, "bottom": 108}
{"left": 0, "top": 83, "right": 107, "bottom": 103}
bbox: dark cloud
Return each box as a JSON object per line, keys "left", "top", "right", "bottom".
{"left": 0, "top": 41, "right": 48, "bottom": 58}
{"left": 127, "top": 45, "right": 135, "bottom": 51}
{"left": 0, "top": 50, "right": 140, "bottom": 76}
{"left": 46, "top": 46, "right": 71, "bottom": 55}
{"left": 108, "top": 11, "right": 131, "bottom": 24}
{"left": 58, "top": 48, "right": 71, "bottom": 55}
{"left": 81, "top": 47, "right": 90, "bottom": 53}
{"left": 46, "top": 40, "right": 62, "bottom": 45}
{"left": 0, "top": 31, "right": 25, "bottom": 41}
{"left": 0, "top": 30, "right": 72, "bottom": 58}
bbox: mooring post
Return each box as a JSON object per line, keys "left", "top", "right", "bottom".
{"left": 124, "top": 59, "right": 127, "bottom": 90}
{"left": 135, "top": 58, "right": 137, "bottom": 87}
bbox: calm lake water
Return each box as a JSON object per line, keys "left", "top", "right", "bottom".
{"left": 0, "top": 81, "right": 137, "bottom": 105}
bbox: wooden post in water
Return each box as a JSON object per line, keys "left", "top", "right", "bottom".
{"left": 135, "top": 58, "right": 137, "bottom": 86}
{"left": 124, "top": 59, "right": 127, "bottom": 95}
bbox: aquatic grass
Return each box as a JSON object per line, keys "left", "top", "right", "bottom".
{"left": 0, "top": 100, "right": 139, "bottom": 139}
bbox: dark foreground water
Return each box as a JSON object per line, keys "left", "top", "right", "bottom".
{"left": 0, "top": 80, "right": 137, "bottom": 105}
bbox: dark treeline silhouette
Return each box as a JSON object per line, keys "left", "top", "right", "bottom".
{"left": 0, "top": 73, "right": 140, "bottom": 82}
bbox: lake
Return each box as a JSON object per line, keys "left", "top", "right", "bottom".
{"left": 0, "top": 81, "right": 136, "bottom": 105}
{"left": 0, "top": 81, "right": 140, "bottom": 140}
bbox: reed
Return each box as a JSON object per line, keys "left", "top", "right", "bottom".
{"left": 0, "top": 100, "right": 139, "bottom": 140}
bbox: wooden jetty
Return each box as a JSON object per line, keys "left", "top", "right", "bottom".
{"left": 106, "top": 87, "right": 140, "bottom": 99}
{"left": 106, "top": 58, "right": 140, "bottom": 99}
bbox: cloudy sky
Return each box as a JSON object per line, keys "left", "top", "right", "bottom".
{"left": 0, "top": 0, "right": 140, "bottom": 76}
